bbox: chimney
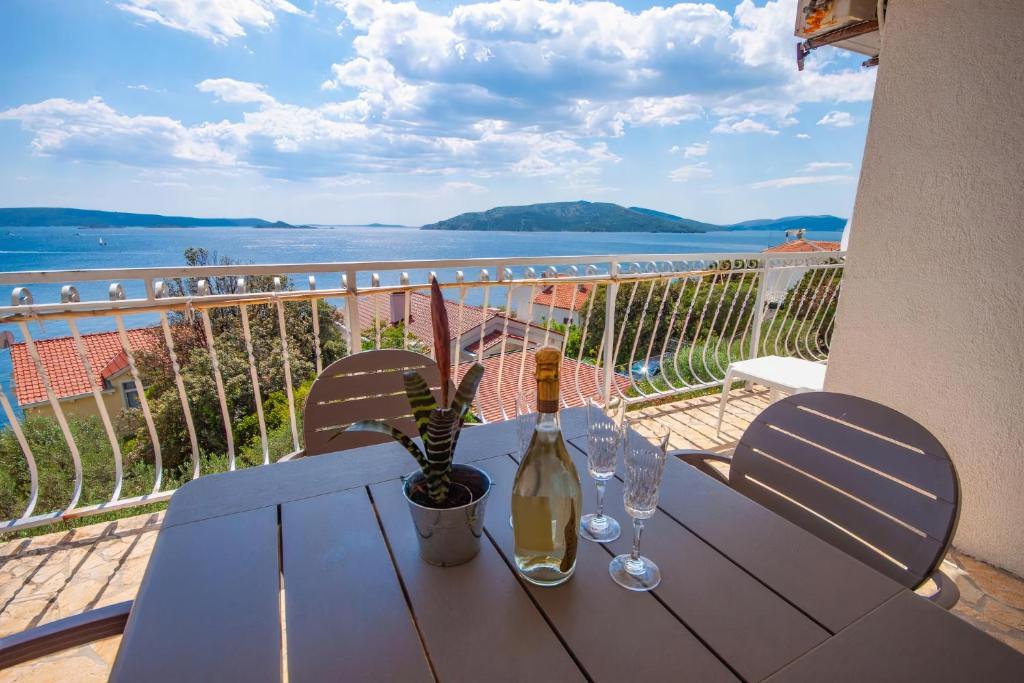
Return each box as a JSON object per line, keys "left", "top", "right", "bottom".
{"left": 389, "top": 292, "right": 406, "bottom": 325}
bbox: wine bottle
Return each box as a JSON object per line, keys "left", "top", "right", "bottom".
{"left": 511, "top": 346, "right": 583, "bottom": 586}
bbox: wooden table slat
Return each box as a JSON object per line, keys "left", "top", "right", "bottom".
{"left": 110, "top": 507, "right": 282, "bottom": 682}
{"left": 370, "top": 463, "right": 586, "bottom": 682}
{"left": 483, "top": 454, "right": 739, "bottom": 682}
{"left": 766, "top": 590, "right": 1024, "bottom": 682}
{"left": 564, "top": 440, "right": 829, "bottom": 681}
{"left": 281, "top": 488, "right": 433, "bottom": 682}
{"left": 570, "top": 431, "right": 902, "bottom": 634}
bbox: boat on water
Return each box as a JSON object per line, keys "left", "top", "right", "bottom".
{"left": 99, "top": 238, "right": 107, "bottom": 246}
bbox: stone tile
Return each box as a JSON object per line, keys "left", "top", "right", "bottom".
{"left": 957, "top": 553, "right": 1024, "bottom": 609}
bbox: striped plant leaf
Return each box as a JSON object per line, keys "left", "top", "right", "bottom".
{"left": 451, "top": 363, "right": 484, "bottom": 421}
{"left": 342, "top": 420, "right": 428, "bottom": 471}
{"left": 423, "top": 407, "right": 458, "bottom": 503}
{"left": 403, "top": 370, "right": 437, "bottom": 444}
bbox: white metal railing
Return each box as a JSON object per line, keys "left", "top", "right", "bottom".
{"left": 0, "top": 250, "right": 843, "bottom": 531}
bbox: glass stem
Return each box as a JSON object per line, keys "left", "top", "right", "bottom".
{"left": 594, "top": 479, "right": 606, "bottom": 520}
{"left": 631, "top": 518, "right": 644, "bottom": 561}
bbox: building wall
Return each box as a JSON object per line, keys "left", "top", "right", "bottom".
{"left": 24, "top": 375, "right": 134, "bottom": 422}
{"left": 826, "top": 0, "right": 1024, "bottom": 574}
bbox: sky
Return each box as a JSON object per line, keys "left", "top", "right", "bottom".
{"left": 0, "top": 0, "right": 875, "bottom": 226}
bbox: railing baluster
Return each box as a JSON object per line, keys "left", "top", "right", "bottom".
{"left": 624, "top": 263, "right": 659, "bottom": 398}
{"left": 494, "top": 267, "right": 516, "bottom": 420}
{"left": 573, "top": 265, "right": 598, "bottom": 405}
{"left": 601, "top": 262, "right": 620, "bottom": 403}
{"left": 154, "top": 300, "right": 200, "bottom": 480}
{"left": 687, "top": 268, "right": 717, "bottom": 385}
{"left": 452, "top": 271, "right": 466, "bottom": 385}
{"left": 658, "top": 271, "right": 691, "bottom": 391}
{"left": 109, "top": 286, "right": 161, "bottom": 493}
{"left": 309, "top": 276, "right": 323, "bottom": 375}
{"left": 515, "top": 268, "right": 539, "bottom": 401}
{"left": 273, "top": 278, "right": 300, "bottom": 456}
{"left": 748, "top": 258, "right": 770, "bottom": 358}
{"left": 238, "top": 279, "right": 269, "bottom": 465}
{"left": 371, "top": 273, "right": 382, "bottom": 350}
{"left": 0, "top": 381, "right": 38, "bottom": 521}
{"left": 197, "top": 279, "right": 236, "bottom": 471}
{"left": 476, "top": 269, "right": 490, "bottom": 366}
{"left": 15, "top": 315, "right": 84, "bottom": 512}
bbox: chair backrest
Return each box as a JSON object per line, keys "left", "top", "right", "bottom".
{"left": 729, "top": 391, "right": 960, "bottom": 590}
{"left": 302, "top": 349, "right": 446, "bottom": 456}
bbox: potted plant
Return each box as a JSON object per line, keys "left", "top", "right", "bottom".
{"left": 342, "top": 277, "right": 489, "bottom": 566}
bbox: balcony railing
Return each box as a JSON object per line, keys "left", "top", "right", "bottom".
{"left": 0, "top": 250, "right": 843, "bottom": 532}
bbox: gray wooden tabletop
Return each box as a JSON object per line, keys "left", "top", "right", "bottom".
{"left": 111, "top": 408, "right": 1024, "bottom": 682}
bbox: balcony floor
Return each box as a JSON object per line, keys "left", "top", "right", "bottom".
{"left": 2, "top": 390, "right": 1023, "bottom": 681}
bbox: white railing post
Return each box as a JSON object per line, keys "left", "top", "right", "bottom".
{"left": 602, "top": 262, "right": 619, "bottom": 403}
{"left": 749, "top": 258, "right": 770, "bottom": 360}
{"left": 343, "top": 269, "right": 361, "bottom": 355}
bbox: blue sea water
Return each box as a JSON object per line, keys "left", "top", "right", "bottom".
{"left": 0, "top": 225, "right": 841, "bottom": 423}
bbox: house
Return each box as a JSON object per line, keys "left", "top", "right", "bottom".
{"left": 458, "top": 349, "right": 630, "bottom": 423}
{"left": 761, "top": 235, "right": 842, "bottom": 306}
{"left": 511, "top": 279, "right": 593, "bottom": 326}
{"left": 9, "top": 328, "right": 160, "bottom": 419}
{"left": 356, "top": 291, "right": 563, "bottom": 362}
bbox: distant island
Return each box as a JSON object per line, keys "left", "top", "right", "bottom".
{"left": 421, "top": 201, "right": 846, "bottom": 233}
{"left": 0, "top": 207, "right": 303, "bottom": 228}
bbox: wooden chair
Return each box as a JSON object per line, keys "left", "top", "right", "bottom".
{"left": 0, "top": 601, "right": 131, "bottom": 670}
{"left": 675, "top": 391, "right": 961, "bottom": 608}
{"left": 284, "top": 349, "right": 448, "bottom": 459}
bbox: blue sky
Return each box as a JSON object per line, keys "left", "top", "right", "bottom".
{"left": 0, "top": 0, "right": 874, "bottom": 225}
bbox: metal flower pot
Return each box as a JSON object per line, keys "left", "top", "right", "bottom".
{"left": 403, "top": 463, "right": 492, "bottom": 567}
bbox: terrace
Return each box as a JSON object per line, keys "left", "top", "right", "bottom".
{"left": 2, "top": 2, "right": 1024, "bottom": 679}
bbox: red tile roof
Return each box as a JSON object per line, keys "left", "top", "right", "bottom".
{"left": 532, "top": 281, "right": 593, "bottom": 311}
{"left": 763, "top": 239, "right": 841, "bottom": 254}
{"left": 9, "top": 328, "right": 160, "bottom": 407}
{"left": 458, "top": 350, "right": 630, "bottom": 423}
{"left": 358, "top": 291, "right": 500, "bottom": 346}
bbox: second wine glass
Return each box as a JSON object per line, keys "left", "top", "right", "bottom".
{"left": 609, "top": 421, "right": 670, "bottom": 591}
{"left": 580, "top": 397, "right": 625, "bottom": 543}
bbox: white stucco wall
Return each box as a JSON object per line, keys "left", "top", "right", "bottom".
{"left": 826, "top": 0, "right": 1024, "bottom": 574}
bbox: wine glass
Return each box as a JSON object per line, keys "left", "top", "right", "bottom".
{"left": 580, "top": 397, "right": 625, "bottom": 543}
{"left": 609, "top": 421, "right": 671, "bottom": 591}
{"left": 511, "top": 389, "right": 535, "bottom": 528}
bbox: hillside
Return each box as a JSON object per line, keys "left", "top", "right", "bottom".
{"left": 421, "top": 201, "right": 706, "bottom": 233}
{"left": 0, "top": 207, "right": 297, "bottom": 228}
{"left": 722, "top": 215, "right": 847, "bottom": 231}
{"left": 421, "top": 201, "right": 845, "bottom": 233}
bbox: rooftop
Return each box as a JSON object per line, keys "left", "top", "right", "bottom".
{"left": 763, "top": 238, "right": 842, "bottom": 254}
{"left": 8, "top": 328, "right": 159, "bottom": 407}
{"left": 532, "top": 281, "right": 593, "bottom": 312}
{"left": 358, "top": 291, "right": 501, "bottom": 344}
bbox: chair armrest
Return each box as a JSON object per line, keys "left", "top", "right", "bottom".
{"left": 0, "top": 600, "right": 132, "bottom": 670}
{"left": 277, "top": 449, "right": 305, "bottom": 462}
{"left": 914, "top": 567, "right": 961, "bottom": 610}
{"left": 669, "top": 449, "right": 732, "bottom": 486}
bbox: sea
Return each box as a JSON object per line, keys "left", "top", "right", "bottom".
{"left": 0, "top": 224, "right": 842, "bottom": 423}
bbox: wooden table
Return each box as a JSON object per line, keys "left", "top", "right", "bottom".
{"left": 111, "top": 408, "right": 1024, "bottom": 682}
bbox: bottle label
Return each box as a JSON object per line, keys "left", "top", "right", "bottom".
{"left": 512, "top": 495, "right": 556, "bottom": 551}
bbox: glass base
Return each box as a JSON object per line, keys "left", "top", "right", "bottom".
{"left": 580, "top": 513, "right": 621, "bottom": 543}
{"left": 609, "top": 554, "right": 660, "bottom": 591}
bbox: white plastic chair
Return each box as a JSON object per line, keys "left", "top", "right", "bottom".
{"left": 716, "top": 356, "right": 826, "bottom": 435}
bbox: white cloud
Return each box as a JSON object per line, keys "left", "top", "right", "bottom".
{"left": 198, "top": 78, "right": 276, "bottom": 105}
{"left": 126, "top": 84, "right": 166, "bottom": 93}
{"left": 669, "top": 162, "right": 712, "bottom": 182}
{"left": 443, "top": 181, "right": 487, "bottom": 193}
{"left": 795, "top": 133, "right": 811, "bottom": 139}
{"left": 750, "top": 174, "right": 853, "bottom": 189}
{"left": 0, "top": 96, "right": 235, "bottom": 166}
{"left": 115, "top": 0, "right": 305, "bottom": 44}
{"left": 817, "top": 110, "right": 856, "bottom": 127}
{"left": 4, "top": 1, "right": 876, "bottom": 184}
{"left": 683, "top": 141, "right": 709, "bottom": 158}
{"left": 712, "top": 118, "right": 779, "bottom": 135}
{"left": 802, "top": 161, "right": 851, "bottom": 172}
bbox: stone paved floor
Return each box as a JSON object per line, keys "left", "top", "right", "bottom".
{"left": 1, "top": 389, "right": 1022, "bottom": 680}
